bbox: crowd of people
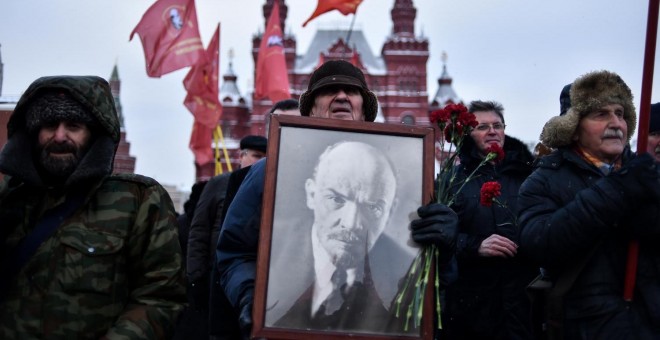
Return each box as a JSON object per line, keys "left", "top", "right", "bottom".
{"left": 0, "top": 60, "right": 658, "bottom": 340}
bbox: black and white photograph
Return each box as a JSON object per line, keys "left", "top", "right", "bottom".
{"left": 254, "top": 115, "right": 434, "bottom": 339}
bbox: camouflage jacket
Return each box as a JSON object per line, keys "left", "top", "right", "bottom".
{"left": 0, "top": 174, "right": 186, "bottom": 339}
{"left": 0, "top": 76, "right": 186, "bottom": 338}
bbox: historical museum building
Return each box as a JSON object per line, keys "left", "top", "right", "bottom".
{"left": 198, "top": 0, "right": 462, "bottom": 179}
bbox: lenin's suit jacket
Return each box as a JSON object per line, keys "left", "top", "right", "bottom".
{"left": 265, "top": 220, "right": 415, "bottom": 335}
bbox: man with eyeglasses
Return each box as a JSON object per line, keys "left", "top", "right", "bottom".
{"left": 442, "top": 100, "right": 537, "bottom": 340}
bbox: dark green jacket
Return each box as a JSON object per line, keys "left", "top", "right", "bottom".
{"left": 0, "top": 76, "right": 186, "bottom": 339}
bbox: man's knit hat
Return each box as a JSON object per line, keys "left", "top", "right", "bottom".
{"left": 25, "top": 91, "right": 97, "bottom": 134}
{"left": 540, "top": 70, "right": 636, "bottom": 148}
{"left": 298, "top": 60, "right": 378, "bottom": 122}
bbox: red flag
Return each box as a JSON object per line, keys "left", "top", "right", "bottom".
{"left": 254, "top": 0, "right": 291, "bottom": 102}
{"left": 130, "top": 0, "right": 205, "bottom": 77}
{"left": 189, "top": 121, "right": 213, "bottom": 166}
{"left": 184, "top": 24, "right": 221, "bottom": 129}
{"left": 302, "top": 0, "right": 363, "bottom": 27}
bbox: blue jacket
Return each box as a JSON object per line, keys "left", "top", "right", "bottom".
{"left": 216, "top": 159, "right": 266, "bottom": 310}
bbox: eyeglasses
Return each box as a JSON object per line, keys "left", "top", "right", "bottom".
{"left": 474, "top": 123, "right": 506, "bottom": 132}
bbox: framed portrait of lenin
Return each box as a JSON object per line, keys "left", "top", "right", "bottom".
{"left": 253, "top": 114, "right": 435, "bottom": 340}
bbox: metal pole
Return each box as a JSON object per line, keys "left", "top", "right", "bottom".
{"left": 623, "top": 0, "right": 659, "bottom": 302}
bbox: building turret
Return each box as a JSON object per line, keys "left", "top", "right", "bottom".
{"left": 429, "top": 52, "right": 462, "bottom": 111}
{"left": 391, "top": 0, "right": 416, "bottom": 37}
{"left": 196, "top": 50, "right": 251, "bottom": 181}
{"left": 381, "top": 0, "right": 429, "bottom": 126}
{"left": 108, "top": 64, "right": 136, "bottom": 174}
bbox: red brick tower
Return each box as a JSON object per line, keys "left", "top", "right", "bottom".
{"left": 380, "top": 0, "right": 430, "bottom": 125}
{"left": 108, "top": 65, "right": 137, "bottom": 174}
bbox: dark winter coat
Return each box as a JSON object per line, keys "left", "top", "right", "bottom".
{"left": 187, "top": 173, "right": 230, "bottom": 283}
{"left": 518, "top": 147, "right": 660, "bottom": 339}
{"left": 444, "top": 135, "right": 536, "bottom": 340}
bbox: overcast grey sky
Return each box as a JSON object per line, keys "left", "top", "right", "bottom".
{"left": 1, "top": 0, "right": 658, "bottom": 191}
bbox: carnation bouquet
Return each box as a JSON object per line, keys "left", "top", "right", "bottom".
{"left": 393, "top": 103, "right": 504, "bottom": 330}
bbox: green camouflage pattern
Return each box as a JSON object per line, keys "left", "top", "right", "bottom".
{"left": 0, "top": 173, "right": 186, "bottom": 339}
{"left": 9, "top": 75, "right": 120, "bottom": 142}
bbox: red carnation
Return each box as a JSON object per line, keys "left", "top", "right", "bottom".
{"left": 486, "top": 143, "right": 505, "bottom": 163}
{"left": 430, "top": 109, "right": 451, "bottom": 124}
{"left": 458, "top": 110, "right": 478, "bottom": 129}
{"left": 480, "top": 181, "right": 502, "bottom": 207}
{"left": 445, "top": 103, "right": 467, "bottom": 117}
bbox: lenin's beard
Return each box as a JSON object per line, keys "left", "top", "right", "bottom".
{"left": 35, "top": 140, "right": 89, "bottom": 183}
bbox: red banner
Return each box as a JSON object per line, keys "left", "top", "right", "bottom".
{"left": 184, "top": 24, "right": 221, "bottom": 129}
{"left": 302, "top": 0, "right": 363, "bottom": 27}
{"left": 189, "top": 121, "right": 213, "bottom": 166}
{"left": 130, "top": 0, "right": 205, "bottom": 78}
{"left": 254, "top": 0, "right": 291, "bottom": 102}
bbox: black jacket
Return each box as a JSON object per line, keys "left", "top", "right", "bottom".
{"left": 444, "top": 135, "right": 536, "bottom": 340}
{"left": 187, "top": 173, "right": 230, "bottom": 283}
{"left": 518, "top": 147, "right": 660, "bottom": 338}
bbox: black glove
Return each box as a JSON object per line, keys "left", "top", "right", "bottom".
{"left": 608, "top": 153, "right": 660, "bottom": 202}
{"left": 238, "top": 289, "right": 254, "bottom": 340}
{"left": 410, "top": 203, "right": 458, "bottom": 262}
{"left": 188, "top": 275, "right": 210, "bottom": 311}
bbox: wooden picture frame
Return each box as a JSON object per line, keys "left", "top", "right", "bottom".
{"left": 253, "top": 115, "right": 436, "bottom": 340}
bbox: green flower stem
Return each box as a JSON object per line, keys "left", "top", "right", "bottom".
{"left": 446, "top": 153, "right": 495, "bottom": 206}
{"left": 493, "top": 197, "right": 518, "bottom": 226}
{"left": 434, "top": 247, "right": 442, "bottom": 329}
{"left": 395, "top": 250, "right": 424, "bottom": 317}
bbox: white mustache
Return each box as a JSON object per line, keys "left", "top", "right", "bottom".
{"left": 603, "top": 129, "right": 624, "bottom": 139}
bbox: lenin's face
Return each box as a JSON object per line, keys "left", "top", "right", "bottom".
{"left": 305, "top": 142, "right": 396, "bottom": 269}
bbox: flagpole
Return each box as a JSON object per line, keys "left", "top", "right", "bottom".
{"left": 344, "top": 13, "right": 357, "bottom": 59}
{"left": 623, "top": 0, "right": 659, "bottom": 302}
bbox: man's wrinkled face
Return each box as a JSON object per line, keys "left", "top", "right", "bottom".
{"left": 37, "top": 120, "right": 91, "bottom": 178}
{"left": 647, "top": 130, "right": 660, "bottom": 162}
{"left": 574, "top": 103, "right": 628, "bottom": 163}
{"left": 470, "top": 111, "right": 506, "bottom": 156}
{"left": 305, "top": 143, "right": 395, "bottom": 269}
{"left": 310, "top": 85, "right": 364, "bottom": 121}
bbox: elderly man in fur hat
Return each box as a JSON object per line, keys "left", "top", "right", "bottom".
{"left": 215, "top": 60, "right": 459, "bottom": 339}
{"left": 0, "top": 76, "right": 186, "bottom": 338}
{"left": 518, "top": 70, "right": 660, "bottom": 339}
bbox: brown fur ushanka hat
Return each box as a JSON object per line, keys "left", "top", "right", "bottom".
{"left": 540, "top": 70, "right": 636, "bottom": 148}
